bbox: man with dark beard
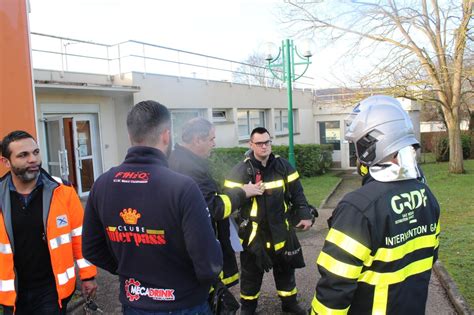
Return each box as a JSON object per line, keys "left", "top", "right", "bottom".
{"left": 0, "top": 130, "right": 97, "bottom": 315}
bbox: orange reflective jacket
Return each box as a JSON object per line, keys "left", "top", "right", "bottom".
{"left": 0, "top": 172, "right": 97, "bottom": 308}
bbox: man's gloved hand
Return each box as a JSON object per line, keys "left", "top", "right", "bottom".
{"left": 309, "top": 204, "right": 319, "bottom": 226}
{"left": 255, "top": 249, "right": 273, "bottom": 272}
{"left": 247, "top": 236, "right": 273, "bottom": 272}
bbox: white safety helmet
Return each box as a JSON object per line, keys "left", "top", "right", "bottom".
{"left": 345, "top": 95, "right": 419, "bottom": 166}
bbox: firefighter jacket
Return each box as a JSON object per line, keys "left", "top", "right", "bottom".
{"left": 224, "top": 152, "right": 312, "bottom": 254}
{"left": 82, "top": 146, "right": 223, "bottom": 312}
{"left": 169, "top": 144, "right": 246, "bottom": 287}
{"left": 312, "top": 177, "right": 440, "bottom": 315}
{"left": 0, "top": 170, "right": 97, "bottom": 308}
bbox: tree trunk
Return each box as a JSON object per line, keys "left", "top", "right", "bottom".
{"left": 445, "top": 110, "right": 464, "bottom": 174}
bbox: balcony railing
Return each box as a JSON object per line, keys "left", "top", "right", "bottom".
{"left": 30, "top": 32, "right": 315, "bottom": 90}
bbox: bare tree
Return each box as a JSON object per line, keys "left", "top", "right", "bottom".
{"left": 282, "top": 0, "right": 472, "bottom": 173}
{"left": 233, "top": 52, "right": 282, "bottom": 87}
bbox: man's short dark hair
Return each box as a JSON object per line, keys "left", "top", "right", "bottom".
{"left": 250, "top": 127, "right": 270, "bottom": 139}
{"left": 1, "top": 130, "right": 35, "bottom": 159}
{"left": 182, "top": 117, "right": 213, "bottom": 144}
{"left": 127, "top": 100, "right": 171, "bottom": 145}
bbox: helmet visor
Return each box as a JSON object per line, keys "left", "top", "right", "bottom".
{"left": 344, "top": 102, "right": 362, "bottom": 141}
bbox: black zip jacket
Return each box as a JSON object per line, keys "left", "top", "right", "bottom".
{"left": 312, "top": 178, "right": 440, "bottom": 314}
{"left": 169, "top": 144, "right": 245, "bottom": 287}
{"left": 82, "top": 146, "right": 223, "bottom": 312}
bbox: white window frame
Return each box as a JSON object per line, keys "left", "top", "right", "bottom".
{"left": 275, "top": 109, "right": 298, "bottom": 135}
{"left": 237, "top": 109, "right": 266, "bottom": 140}
{"left": 212, "top": 109, "right": 228, "bottom": 123}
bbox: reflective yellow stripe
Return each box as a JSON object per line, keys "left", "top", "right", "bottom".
{"left": 266, "top": 242, "right": 271, "bottom": 249}
{"left": 311, "top": 294, "right": 349, "bottom": 315}
{"left": 250, "top": 198, "right": 258, "bottom": 217}
{"left": 287, "top": 171, "right": 299, "bottom": 183}
{"left": 326, "top": 228, "right": 371, "bottom": 262}
{"left": 369, "top": 234, "right": 437, "bottom": 264}
{"left": 222, "top": 272, "right": 239, "bottom": 285}
{"left": 317, "top": 252, "right": 362, "bottom": 279}
{"left": 277, "top": 287, "right": 297, "bottom": 297}
{"left": 248, "top": 222, "right": 258, "bottom": 245}
{"left": 239, "top": 238, "right": 244, "bottom": 244}
{"left": 372, "top": 285, "right": 388, "bottom": 314}
{"left": 264, "top": 180, "right": 285, "bottom": 189}
{"left": 218, "top": 194, "right": 232, "bottom": 219}
{"left": 359, "top": 256, "right": 433, "bottom": 285}
{"left": 241, "top": 292, "right": 260, "bottom": 300}
{"left": 224, "top": 180, "right": 243, "bottom": 188}
{"left": 274, "top": 241, "right": 285, "bottom": 251}
{"left": 146, "top": 229, "right": 164, "bottom": 234}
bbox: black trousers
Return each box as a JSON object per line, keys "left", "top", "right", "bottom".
{"left": 1, "top": 282, "right": 72, "bottom": 315}
{"left": 239, "top": 249, "right": 297, "bottom": 310}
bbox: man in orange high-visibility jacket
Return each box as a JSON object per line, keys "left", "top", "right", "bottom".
{"left": 0, "top": 130, "right": 97, "bottom": 315}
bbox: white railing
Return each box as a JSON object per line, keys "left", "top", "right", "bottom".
{"left": 30, "top": 32, "right": 315, "bottom": 90}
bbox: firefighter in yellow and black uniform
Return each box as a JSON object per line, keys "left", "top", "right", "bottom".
{"left": 312, "top": 95, "right": 441, "bottom": 314}
{"left": 225, "top": 127, "right": 313, "bottom": 315}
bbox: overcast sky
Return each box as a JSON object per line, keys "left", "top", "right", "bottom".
{"left": 28, "top": 0, "right": 344, "bottom": 87}
{"left": 29, "top": 0, "right": 292, "bottom": 59}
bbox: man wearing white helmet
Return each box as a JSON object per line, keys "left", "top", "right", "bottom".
{"left": 311, "top": 95, "right": 441, "bottom": 314}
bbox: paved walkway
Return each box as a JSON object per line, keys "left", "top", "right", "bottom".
{"left": 69, "top": 172, "right": 457, "bottom": 314}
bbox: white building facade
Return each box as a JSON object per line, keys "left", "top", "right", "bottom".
{"left": 31, "top": 33, "right": 420, "bottom": 196}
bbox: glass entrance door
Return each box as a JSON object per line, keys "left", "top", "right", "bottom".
{"left": 44, "top": 117, "right": 69, "bottom": 180}
{"left": 73, "top": 114, "right": 101, "bottom": 197}
{"left": 44, "top": 113, "right": 102, "bottom": 197}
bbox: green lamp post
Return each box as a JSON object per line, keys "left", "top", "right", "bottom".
{"left": 265, "top": 39, "right": 313, "bottom": 167}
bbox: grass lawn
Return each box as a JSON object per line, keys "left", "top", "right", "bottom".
{"left": 300, "top": 172, "right": 341, "bottom": 208}
{"left": 422, "top": 159, "right": 474, "bottom": 307}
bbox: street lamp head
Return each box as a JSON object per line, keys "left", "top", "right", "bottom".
{"left": 263, "top": 42, "right": 278, "bottom": 61}
{"left": 299, "top": 38, "right": 315, "bottom": 58}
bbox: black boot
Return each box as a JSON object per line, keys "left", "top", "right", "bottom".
{"left": 281, "top": 296, "right": 307, "bottom": 315}
{"left": 240, "top": 299, "right": 257, "bottom": 315}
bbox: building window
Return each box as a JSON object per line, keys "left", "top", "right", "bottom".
{"left": 275, "top": 109, "right": 298, "bottom": 134}
{"left": 319, "top": 121, "right": 341, "bottom": 150}
{"left": 212, "top": 110, "right": 228, "bottom": 122}
{"left": 238, "top": 110, "right": 266, "bottom": 138}
{"left": 171, "top": 110, "right": 204, "bottom": 144}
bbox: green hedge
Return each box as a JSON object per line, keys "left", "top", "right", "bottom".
{"left": 209, "top": 144, "right": 333, "bottom": 185}
{"left": 435, "top": 134, "right": 472, "bottom": 162}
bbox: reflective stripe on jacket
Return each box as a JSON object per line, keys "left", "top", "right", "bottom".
{"left": 0, "top": 171, "right": 97, "bottom": 307}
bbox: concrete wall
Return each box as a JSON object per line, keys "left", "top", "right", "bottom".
{"left": 130, "top": 73, "right": 316, "bottom": 148}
